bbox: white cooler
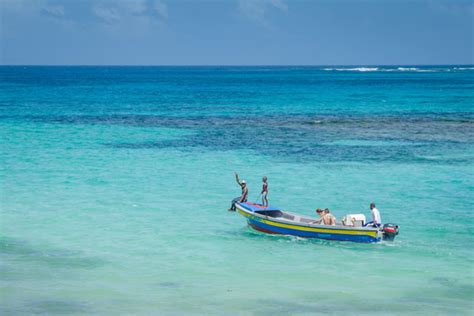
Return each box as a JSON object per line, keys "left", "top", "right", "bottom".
{"left": 342, "top": 214, "right": 366, "bottom": 227}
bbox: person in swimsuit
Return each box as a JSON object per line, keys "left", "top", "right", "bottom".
{"left": 322, "top": 208, "right": 336, "bottom": 226}
{"left": 261, "top": 176, "right": 268, "bottom": 206}
{"left": 229, "top": 172, "right": 248, "bottom": 211}
{"left": 311, "top": 208, "right": 325, "bottom": 224}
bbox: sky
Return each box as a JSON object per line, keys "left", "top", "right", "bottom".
{"left": 0, "top": 0, "right": 473, "bottom": 65}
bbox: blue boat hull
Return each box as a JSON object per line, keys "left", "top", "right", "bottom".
{"left": 236, "top": 203, "right": 381, "bottom": 243}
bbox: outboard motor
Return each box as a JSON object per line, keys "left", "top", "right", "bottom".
{"left": 382, "top": 223, "right": 399, "bottom": 241}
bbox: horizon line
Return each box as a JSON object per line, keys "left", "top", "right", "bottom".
{"left": 1, "top": 64, "right": 473, "bottom": 67}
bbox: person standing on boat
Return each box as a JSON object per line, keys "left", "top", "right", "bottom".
{"left": 229, "top": 172, "right": 248, "bottom": 211}
{"left": 365, "top": 203, "right": 382, "bottom": 227}
{"left": 261, "top": 176, "right": 268, "bottom": 207}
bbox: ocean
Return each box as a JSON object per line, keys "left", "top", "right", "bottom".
{"left": 1, "top": 66, "right": 473, "bottom": 315}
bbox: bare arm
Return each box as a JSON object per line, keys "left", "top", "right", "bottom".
{"left": 311, "top": 217, "right": 323, "bottom": 224}
{"left": 235, "top": 172, "right": 241, "bottom": 186}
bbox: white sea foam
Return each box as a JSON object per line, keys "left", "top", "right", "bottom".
{"left": 322, "top": 66, "right": 471, "bottom": 72}
{"left": 335, "top": 67, "right": 379, "bottom": 72}
{"left": 397, "top": 67, "right": 419, "bottom": 71}
{"left": 322, "top": 67, "right": 379, "bottom": 72}
{"left": 387, "top": 67, "right": 435, "bottom": 72}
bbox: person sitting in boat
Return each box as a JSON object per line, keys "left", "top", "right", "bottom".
{"left": 312, "top": 209, "right": 336, "bottom": 225}
{"left": 228, "top": 172, "right": 248, "bottom": 211}
{"left": 364, "top": 203, "right": 382, "bottom": 227}
{"left": 311, "top": 208, "right": 325, "bottom": 224}
{"left": 322, "top": 208, "right": 337, "bottom": 226}
{"left": 261, "top": 176, "right": 268, "bottom": 207}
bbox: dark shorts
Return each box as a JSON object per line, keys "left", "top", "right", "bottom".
{"left": 231, "top": 196, "right": 246, "bottom": 210}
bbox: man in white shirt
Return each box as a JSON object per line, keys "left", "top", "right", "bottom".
{"left": 368, "top": 202, "right": 382, "bottom": 227}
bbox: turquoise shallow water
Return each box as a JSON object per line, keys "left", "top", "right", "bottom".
{"left": 1, "top": 66, "right": 473, "bottom": 315}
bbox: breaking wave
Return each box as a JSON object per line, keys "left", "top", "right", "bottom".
{"left": 322, "top": 66, "right": 473, "bottom": 73}
{"left": 397, "top": 67, "right": 418, "bottom": 71}
{"left": 324, "top": 67, "right": 379, "bottom": 72}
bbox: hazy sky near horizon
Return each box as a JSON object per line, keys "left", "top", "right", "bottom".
{"left": 1, "top": 0, "right": 473, "bottom": 65}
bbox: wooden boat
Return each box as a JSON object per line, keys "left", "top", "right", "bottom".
{"left": 235, "top": 202, "right": 399, "bottom": 243}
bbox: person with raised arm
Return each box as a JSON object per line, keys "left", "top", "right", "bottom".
{"left": 228, "top": 172, "right": 248, "bottom": 211}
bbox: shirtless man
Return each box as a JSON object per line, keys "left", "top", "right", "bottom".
{"left": 312, "top": 208, "right": 336, "bottom": 225}
{"left": 322, "top": 209, "right": 337, "bottom": 226}
{"left": 228, "top": 172, "right": 248, "bottom": 211}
